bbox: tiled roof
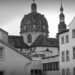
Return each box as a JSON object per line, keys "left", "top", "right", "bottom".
{"left": 8, "top": 35, "right": 59, "bottom": 48}
{"left": 8, "top": 35, "right": 29, "bottom": 49}
{"left": 31, "top": 35, "right": 59, "bottom": 47}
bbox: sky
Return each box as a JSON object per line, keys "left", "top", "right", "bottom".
{"left": 0, "top": 0, "right": 75, "bottom": 38}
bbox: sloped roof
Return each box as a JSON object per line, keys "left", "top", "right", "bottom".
{"left": 0, "top": 39, "right": 31, "bottom": 60}
{"left": 31, "top": 35, "right": 59, "bottom": 47}
{"left": 8, "top": 35, "right": 29, "bottom": 49}
{"left": 8, "top": 35, "right": 59, "bottom": 48}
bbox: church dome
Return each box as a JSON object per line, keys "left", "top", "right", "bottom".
{"left": 20, "top": 2, "right": 49, "bottom": 34}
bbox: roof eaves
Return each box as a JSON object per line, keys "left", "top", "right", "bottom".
{"left": 42, "top": 55, "right": 59, "bottom": 59}
{"left": 57, "top": 29, "right": 69, "bottom": 36}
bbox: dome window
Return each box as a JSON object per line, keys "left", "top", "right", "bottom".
{"left": 27, "top": 20, "right": 31, "bottom": 24}
{"left": 43, "top": 26, "right": 45, "bottom": 29}
{"left": 24, "top": 26, "right": 26, "bottom": 30}
{"left": 27, "top": 34, "right": 32, "bottom": 43}
{"left": 38, "top": 20, "right": 41, "bottom": 24}
{"left": 33, "top": 25, "right": 36, "bottom": 29}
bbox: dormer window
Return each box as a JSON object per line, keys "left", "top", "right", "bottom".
{"left": 28, "top": 34, "right": 32, "bottom": 43}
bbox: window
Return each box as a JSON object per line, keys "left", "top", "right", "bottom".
{"left": 66, "top": 68, "right": 70, "bottom": 75}
{"left": 43, "top": 62, "right": 59, "bottom": 71}
{"left": 61, "top": 36, "right": 64, "bottom": 44}
{"left": 62, "top": 69, "right": 65, "bottom": 75}
{"left": 66, "top": 35, "right": 69, "bottom": 43}
{"left": 73, "top": 47, "right": 75, "bottom": 59}
{"left": 62, "top": 51, "right": 65, "bottom": 62}
{"left": 31, "top": 69, "right": 41, "bottom": 75}
{"left": 38, "top": 20, "right": 41, "bottom": 24}
{"left": 66, "top": 50, "right": 70, "bottom": 61}
{"left": 0, "top": 47, "right": 4, "bottom": 59}
{"left": 0, "top": 71, "right": 4, "bottom": 75}
{"left": 72, "top": 29, "right": 75, "bottom": 38}
{"left": 27, "top": 34, "right": 32, "bottom": 43}
{"left": 73, "top": 67, "right": 75, "bottom": 75}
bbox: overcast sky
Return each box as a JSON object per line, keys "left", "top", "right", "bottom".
{"left": 0, "top": 0, "right": 75, "bottom": 37}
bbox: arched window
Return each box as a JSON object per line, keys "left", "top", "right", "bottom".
{"left": 28, "top": 34, "right": 32, "bottom": 43}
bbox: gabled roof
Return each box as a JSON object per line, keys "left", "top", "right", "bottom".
{"left": 8, "top": 35, "right": 29, "bottom": 49}
{"left": 0, "top": 39, "right": 32, "bottom": 60}
{"left": 30, "top": 35, "right": 59, "bottom": 47}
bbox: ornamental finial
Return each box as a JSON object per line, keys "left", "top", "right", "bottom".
{"left": 61, "top": 0, "right": 62, "bottom": 7}
{"left": 60, "top": 0, "right": 63, "bottom": 12}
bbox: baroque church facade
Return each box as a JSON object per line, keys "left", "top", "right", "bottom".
{"left": 0, "top": 0, "right": 68, "bottom": 75}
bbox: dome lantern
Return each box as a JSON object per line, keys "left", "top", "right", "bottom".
{"left": 31, "top": 0, "right": 37, "bottom": 12}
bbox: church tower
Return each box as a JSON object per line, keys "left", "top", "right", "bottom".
{"left": 58, "top": 0, "right": 67, "bottom": 33}
{"left": 20, "top": 0, "right": 49, "bottom": 46}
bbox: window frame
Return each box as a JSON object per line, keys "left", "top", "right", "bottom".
{"left": 0, "top": 47, "right": 4, "bottom": 61}
{"left": 66, "top": 35, "right": 69, "bottom": 43}
{"left": 66, "top": 50, "right": 70, "bottom": 61}
{"left": 0, "top": 71, "right": 4, "bottom": 75}
{"left": 66, "top": 68, "right": 70, "bottom": 75}
{"left": 61, "top": 36, "right": 64, "bottom": 44}
{"left": 62, "top": 69, "right": 65, "bottom": 75}
{"left": 43, "top": 62, "right": 59, "bottom": 71}
{"left": 62, "top": 51, "right": 65, "bottom": 62}
{"left": 72, "top": 29, "right": 75, "bottom": 38}
{"left": 27, "top": 34, "right": 32, "bottom": 43}
{"left": 73, "top": 47, "right": 75, "bottom": 59}
{"left": 73, "top": 67, "right": 75, "bottom": 75}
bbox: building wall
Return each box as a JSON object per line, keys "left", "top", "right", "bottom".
{"left": 26, "top": 59, "right": 42, "bottom": 75}
{"left": 42, "top": 56, "right": 59, "bottom": 75}
{"left": 34, "top": 47, "right": 59, "bottom": 57}
{"left": 0, "top": 29, "right": 8, "bottom": 43}
{"left": 59, "top": 31, "right": 71, "bottom": 75}
{"left": 59, "top": 17, "right": 75, "bottom": 75}
{"left": 69, "top": 17, "right": 75, "bottom": 75}
{"left": 21, "top": 32, "right": 41, "bottom": 45}
{"left": 0, "top": 42, "right": 31, "bottom": 75}
{"left": 21, "top": 32, "right": 47, "bottom": 46}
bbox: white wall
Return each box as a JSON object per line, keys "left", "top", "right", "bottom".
{"left": 59, "top": 17, "right": 75, "bottom": 75}
{"left": 0, "top": 29, "right": 8, "bottom": 43}
{"left": 26, "top": 60, "right": 42, "bottom": 75}
{"left": 21, "top": 32, "right": 41, "bottom": 45}
{"left": 21, "top": 32, "right": 47, "bottom": 46}
{"left": 35, "top": 47, "right": 59, "bottom": 57}
{"left": 0, "top": 42, "right": 31, "bottom": 75}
